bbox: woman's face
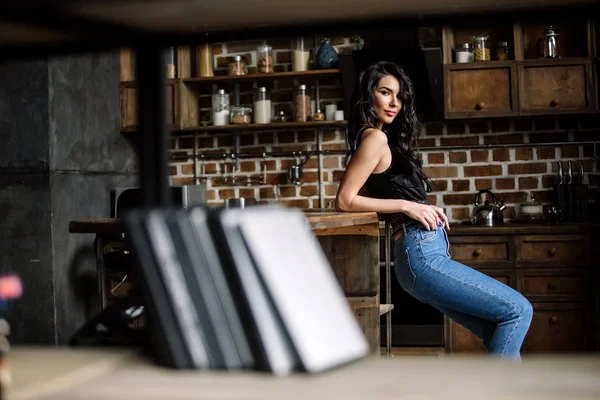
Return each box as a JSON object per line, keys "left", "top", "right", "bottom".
{"left": 373, "top": 75, "right": 402, "bottom": 129}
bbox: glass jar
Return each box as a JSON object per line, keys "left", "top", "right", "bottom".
{"left": 212, "top": 89, "right": 230, "bottom": 126}
{"left": 472, "top": 35, "right": 491, "bottom": 62}
{"left": 165, "top": 46, "right": 176, "bottom": 79}
{"left": 230, "top": 106, "right": 252, "bottom": 124}
{"left": 294, "top": 85, "right": 311, "bottom": 122}
{"left": 198, "top": 43, "right": 214, "bottom": 77}
{"left": 228, "top": 55, "right": 247, "bottom": 76}
{"left": 257, "top": 40, "right": 274, "bottom": 74}
{"left": 292, "top": 36, "right": 310, "bottom": 72}
{"left": 312, "top": 109, "right": 325, "bottom": 121}
{"left": 455, "top": 43, "right": 473, "bottom": 63}
{"left": 273, "top": 110, "right": 287, "bottom": 123}
{"left": 253, "top": 87, "right": 272, "bottom": 124}
{"left": 496, "top": 41, "right": 510, "bottom": 61}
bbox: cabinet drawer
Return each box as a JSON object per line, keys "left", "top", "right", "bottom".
{"left": 524, "top": 303, "right": 590, "bottom": 352}
{"left": 519, "top": 236, "right": 589, "bottom": 265}
{"left": 444, "top": 62, "right": 518, "bottom": 119}
{"left": 518, "top": 58, "right": 596, "bottom": 115}
{"left": 519, "top": 269, "right": 589, "bottom": 302}
{"left": 450, "top": 242, "right": 509, "bottom": 263}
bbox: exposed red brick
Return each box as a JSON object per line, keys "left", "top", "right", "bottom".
{"left": 281, "top": 199, "right": 310, "bottom": 208}
{"left": 451, "top": 207, "right": 471, "bottom": 220}
{"left": 279, "top": 186, "right": 297, "bottom": 197}
{"left": 332, "top": 170, "right": 345, "bottom": 182}
{"left": 495, "top": 191, "right": 527, "bottom": 204}
{"left": 319, "top": 88, "right": 345, "bottom": 99}
{"left": 557, "top": 116, "right": 579, "bottom": 130}
{"left": 475, "top": 179, "right": 493, "bottom": 190}
{"left": 452, "top": 180, "right": 470, "bottom": 192}
{"left": 503, "top": 206, "right": 516, "bottom": 219}
{"left": 519, "top": 177, "right": 538, "bottom": 189}
{"left": 239, "top": 161, "right": 256, "bottom": 172}
{"left": 255, "top": 132, "right": 271, "bottom": 144}
{"left": 432, "top": 180, "right": 448, "bottom": 191}
{"left": 468, "top": 120, "right": 489, "bottom": 134}
{"left": 262, "top": 160, "right": 276, "bottom": 171}
{"left": 302, "top": 171, "right": 318, "bottom": 183}
{"left": 440, "top": 136, "right": 479, "bottom": 147}
{"left": 417, "top": 138, "right": 436, "bottom": 147}
{"left": 493, "top": 149, "right": 511, "bottom": 162}
{"left": 217, "top": 135, "right": 233, "bottom": 147}
{"left": 239, "top": 188, "right": 255, "bottom": 198}
{"left": 277, "top": 132, "right": 296, "bottom": 144}
{"left": 449, "top": 152, "right": 467, "bottom": 163}
{"left": 298, "top": 132, "right": 316, "bottom": 143}
{"left": 483, "top": 134, "right": 524, "bottom": 145}
{"left": 424, "top": 122, "right": 444, "bottom": 136}
{"left": 541, "top": 174, "right": 560, "bottom": 187}
{"left": 168, "top": 166, "right": 177, "bottom": 176}
{"left": 300, "top": 185, "right": 319, "bottom": 196}
{"left": 218, "top": 189, "right": 235, "bottom": 199}
{"left": 508, "top": 162, "right": 547, "bottom": 175}
{"left": 207, "top": 190, "right": 216, "bottom": 200}
{"left": 443, "top": 193, "right": 475, "bottom": 205}
{"left": 181, "top": 164, "right": 194, "bottom": 175}
{"left": 446, "top": 122, "right": 466, "bottom": 135}
{"left": 276, "top": 51, "right": 291, "bottom": 63}
{"left": 515, "top": 148, "right": 533, "bottom": 161}
{"left": 322, "top": 130, "right": 338, "bottom": 142}
{"left": 561, "top": 146, "right": 580, "bottom": 158}
{"left": 496, "top": 178, "right": 515, "bottom": 190}
{"left": 203, "top": 163, "right": 218, "bottom": 174}
{"left": 470, "top": 150, "right": 489, "bottom": 163}
{"left": 529, "top": 132, "right": 568, "bottom": 143}
{"left": 323, "top": 157, "right": 340, "bottom": 169}
{"left": 534, "top": 117, "right": 556, "bottom": 131}
{"left": 513, "top": 119, "right": 532, "bottom": 131}
{"left": 536, "top": 148, "right": 556, "bottom": 160}
{"left": 428, "top": 152, "right": 445, "bottom": 164}
{"left": 322, "top": 143, "right": 346, "bottom": 151}
{"left": 325, "top": 184, "right": 339, "bottom": 196}
{"left": 428, "top": 195, "right": 437, "bottom": 205}
{"left": 178, "top": 136, "right": 195, "bottom": 149}
{"left": 464, "top": 165, "right": 502, "bottom": 177}
{"left": 423, "top": 166, "right": 458, "bottom": 178}
{"left": 491, "top": 119, "right": 510, "bottom": 133}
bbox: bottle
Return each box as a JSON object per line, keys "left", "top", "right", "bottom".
{"left": 292, "top": 36, "right": 310, "bottom": 72}
{"left": 496, "top": 41, "right": 509, "bottom": 61}
{"left": 212, "top": 89, "right": 230, "bottom": 126}
{"left": 272, "top": 176, "right": 281, "bottom": 203}
{"left": 455, "top": 43, "right": 474, "bottom": 63}
{"left": 257, "top": 41, "right": 274, "bottom": 73}
{"left": 165, "top": 46, "right": 176, "bottom": 79}
{"left": 253, "top": 87, "right": 272, "bottom": 124}
{"left": 294, "top": 84, "right": 310, "bottom": 122}
{"left": 198, "top": 43, "right": 214, "bottom": 77}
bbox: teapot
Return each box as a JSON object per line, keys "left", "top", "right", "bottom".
{"left": 471, "top": 189, "right": 506, "bottom": 226}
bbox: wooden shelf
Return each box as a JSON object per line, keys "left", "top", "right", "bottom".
{"left": 181, "top": 69, "right": 340, "bottom": 85}
{"left": 379, "top": 304, "right": 395, "bottom": 316}
{"left": 174, "top": 121, "right": 347, "bottom": 134}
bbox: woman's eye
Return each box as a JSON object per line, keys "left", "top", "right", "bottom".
{"left": 381, "top": 91, "right": 389, "bottom": 96}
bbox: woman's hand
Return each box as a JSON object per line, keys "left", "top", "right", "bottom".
{"left": 404, "top": 203, "right": 449, "bottom": 231}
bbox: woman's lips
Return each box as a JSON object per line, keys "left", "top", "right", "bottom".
{"left": 385, "top": 111, "right": 396, "bottom": 117}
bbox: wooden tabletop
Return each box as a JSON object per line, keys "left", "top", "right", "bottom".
{"left": 8, "top": 347, "right": 600, "bottom": 400}
{"left": 69, "top": 210, "right": 379, "bottom": 235}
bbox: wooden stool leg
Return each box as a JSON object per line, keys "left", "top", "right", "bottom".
{"left": 384, "top": 221, "right": 392, "bottom": 356}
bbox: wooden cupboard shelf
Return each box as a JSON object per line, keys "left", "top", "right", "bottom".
{"left": 181, "top": 69, "right": 340, "bottom": 85}
{"left": 175, "top": 121, "right": 347, "bottom": 134}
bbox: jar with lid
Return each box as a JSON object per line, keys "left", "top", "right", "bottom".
{"left": 230, "top": 106, "right": 252, "bottom": 124}
{"left": 294, "top": 85, "right": 311, "bottom": 122}
{"left": 472, "top": 35, "right": 491, "bottom": 62}
{"left": 228, "top": 55, "right": 247, "bottom": 76}
{"left": 212, "top": 89, "right": 230, "bottom": 126}
{"left": 273, "top": 110, "right": 287, "bottom": 123}
{"left": 312, "top": 109, "right": 325, "bottom": 121}
{"left": 292, "top": 36, "right": 310, "bottom": 72}
{"left": 257, "top": 40, "right": 274, "bottom": 74}
{"left": 165, "top": 46, "right": 176, "bottom": 79}
{"left": 198, "top": 43, "right": 214, "bottom": 77}
{"left": 496, "top": 41, "right": 510, "bottom": 61}
{"left": 253, "top": 87, "right": 272, "bottom": 124}
{"left": 455, "top": 43, "right": 473, "bottom": 63}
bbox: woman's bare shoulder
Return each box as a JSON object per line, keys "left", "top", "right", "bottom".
{"left": 359, "top": 128, "right": 388, "bottom": 146}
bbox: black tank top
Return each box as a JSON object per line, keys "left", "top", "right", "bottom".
{"left": 357, "top": 128, "right": 429, "bottom": 228}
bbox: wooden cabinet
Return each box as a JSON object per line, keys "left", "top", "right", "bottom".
{"left": 445, "top": 226, "right": 598, "bottom": 355}
{"left": 119, "top": 81, "right": 177, "bottom": 132}
{"left": 518, "top": 58, "right": 597, "bottom": 115}
{"left": 444, "top": 62, "right": 519, "bottom": 119}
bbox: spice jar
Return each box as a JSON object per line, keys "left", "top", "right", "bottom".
{"left": 228, "top": 55, "right": 247, "bottom": 76}
{"left": 472, "top": 35, "right": 491, "bottom": 62}
{"left": 166, "top": 46, "right": 176, "bottom": 79}
{"left": 496, "top": 41, "right": 509, "bottom": 61}
{"left": 212, "top": 89, "right": 230, "bottom": 126}
{"left": 294, "top": 85, "right": 311, "bottom": 122}
{"left": 257, "top": 41, "right": 274, "bottom": 74}
{"left": 455, "top": 43, "right": 474, "bottom": 63}
{"left": 253, "top": 87, "right": 272, "bottom": 124}
{"left": 273, "top": 110, "right": 287, "bottom": 123}
{"left": 312, "top": 109, "right": 325, "bottom": 121}
{"left": 230, "top": 106, "right": 252, "bottom": 124}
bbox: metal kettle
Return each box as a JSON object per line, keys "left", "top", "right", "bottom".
{"left": 471, "top": 189, "right": 506, "bottom": 226}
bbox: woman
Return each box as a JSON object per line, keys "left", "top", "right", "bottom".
{"left": 335, "top": 61, "right": 532, "bottom": 360}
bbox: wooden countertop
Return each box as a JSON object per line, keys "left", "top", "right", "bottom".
{"left": 69, "top": 210, "right": 379, "bottom": 235}
{"left": 376, "top": 222, "right": 600, "bottom": 236}
{"left": 8, "top": 347, "right": 600, "bottom": 400}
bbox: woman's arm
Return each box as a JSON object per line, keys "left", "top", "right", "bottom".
{"left": 335, "top": 129, "right": 447, "bottom": 230}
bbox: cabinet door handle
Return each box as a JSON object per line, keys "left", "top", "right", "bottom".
{"left": 547, "top": 247, "right": 557, "bottom": 257}
{"left": 547, "top": 282, "right": 557, "bottom": 290}
{"left": 550, "top": 99, "right": 559, "bottom": 107}
{"left": 549, "top": 316, "right": 559, "bottom": 324}
{"left": 473, "top": 248, "right": 482, "bottom": 257}
{"left": 475, "top": 102, "right": 485, "bottom": 110}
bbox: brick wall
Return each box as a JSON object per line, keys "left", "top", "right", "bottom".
{"left": 168, "top": 37, "right": 600, "bottom": 223}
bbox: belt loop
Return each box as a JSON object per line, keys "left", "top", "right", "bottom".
{"left": 402, "top": 223, "right": 407, "bottom": 235}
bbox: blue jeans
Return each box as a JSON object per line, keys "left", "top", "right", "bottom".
{"left": 393, "top": 223, "right": 533, "bottom": 360}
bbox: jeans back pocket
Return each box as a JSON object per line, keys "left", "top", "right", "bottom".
{"left": 394, "top": 248, "right": 416, "bottom": 292}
